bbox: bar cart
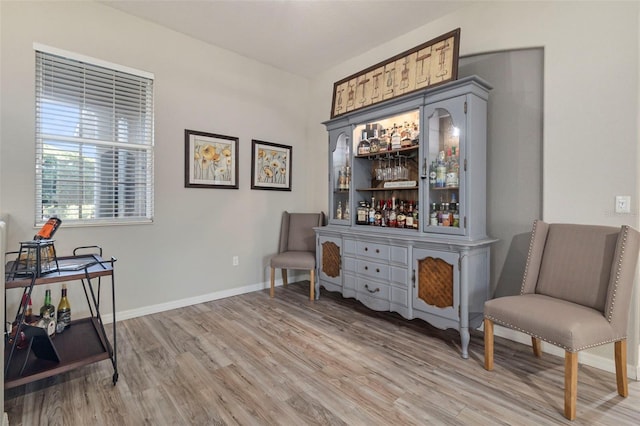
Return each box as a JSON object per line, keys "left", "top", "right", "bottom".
{"left": 4, "top": 246, "right": 117, "bottom": 389}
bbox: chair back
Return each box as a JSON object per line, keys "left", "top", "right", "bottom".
{"left": 521, "top": 220, "right": 640, "bottom": 332}
{"left": 278, "top": 211, "right": 324, "bottom": 253}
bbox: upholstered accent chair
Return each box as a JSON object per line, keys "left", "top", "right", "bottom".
{"left": 484, "top": 220, "right": 640, "bottom": 420}
{"left": 270, "top": 211, "right": 324, "bottom": 301}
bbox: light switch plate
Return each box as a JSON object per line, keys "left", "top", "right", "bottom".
{"left": 615, "top": 195, "right": 631, "bottom": 214}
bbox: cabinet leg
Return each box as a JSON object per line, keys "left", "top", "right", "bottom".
{"left": 460, "top": 327, "right": 470, "bottom": 359}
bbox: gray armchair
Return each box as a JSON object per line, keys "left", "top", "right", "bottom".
{"left": 270, "top": 211, "right": 324, "bottom": 301}
{"left": 484, "top": 220, "right": 640, "bottom": 420}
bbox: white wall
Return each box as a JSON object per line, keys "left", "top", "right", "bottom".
{"left": 0, "top": 1, "right": 313, "bottom": 323}
{"left": 307, "top": 2, "right": 640, "bottom": 373}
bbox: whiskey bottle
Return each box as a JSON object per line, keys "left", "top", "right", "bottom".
{"left": 357, "top": 130, "right": 370, "bottom": 155}
{"left": 34, "top": 217, "right": 62, "bottom": 240}
{"left": 388, "top": 198, "right": 397, "bottom": 228}
{"left": 405, "top": 201, "right": 414, "bottom": 229}
{"left": 396, "top": 201, "right": 407, "bottom": 228}
{"left": 57, "top": 284, "right": 71, "bottom": 329}
{"left": 336, "top": 201, "right": 343, "bottom": 220}
{"left": 374, "top": 200, "right": 383, "bottom": 226}
{"left": 369, "top": 129, "right": 380, "bottom": 154}
{"left": 391, "top": 124, "right": 402, "bottom": 151}
{"left": 412, "top": 202, "right": 419, "bottom": 230}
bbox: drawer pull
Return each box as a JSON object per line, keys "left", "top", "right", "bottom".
{"left": 364, "top": 266, "right": 368, "bottom": 270}
{"left": 376, "top": 268, "right": 380, "bottom": 273}
{"left": 364, "top": 284, "right": 380, "bottom": 293}
{"left": 376, "top": 249, "right": 380, "bottom": 254}
{"left": 364, "top": 247, "right": 368, "bottom": 251}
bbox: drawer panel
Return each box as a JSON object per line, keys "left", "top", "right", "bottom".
{"left": 343, "top": 273, "right": 356, "bottom": 291}
{"left": 356, "top": 260, "right": 390, "bottom": 281}
{"left": 343, "top": 239, "right": 356, "bottom": 255}
{"left": 356, "top": 277, "right": 390, "bottom": 301}
{"left": 390, "top": 286, "right": 408, "bottom": 307}
{"left": 390, "top": 245, "right": 409, "bottom": 265}
{"left": 390, "top": 266, "right": 408, "bottom": 286}
{"left": 356, "top": 241, "right": 390, "bottom": 261}
{"left": 344, "top": 257, "right": 357, "bottom": 274}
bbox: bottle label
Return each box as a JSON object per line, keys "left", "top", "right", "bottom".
{"left": 58, "top": 310, "right": 71, "bottom": 328}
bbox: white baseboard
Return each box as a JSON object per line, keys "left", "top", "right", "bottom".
{"left": 100, "top": 273, "right": 308, "bottom": 325}
{"left": 493, "top": 325, "right": 638, "bottom": 380}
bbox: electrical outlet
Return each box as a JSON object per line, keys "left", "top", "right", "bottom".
{"left": 615, "top": 195, "right": 631, "bottom": 214}
{"left": 232, "top": 256, "right": 239, "bottom": 266}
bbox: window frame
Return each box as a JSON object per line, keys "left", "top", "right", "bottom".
{"left": 34, "top": 43, "right": 155, "bottom": 227}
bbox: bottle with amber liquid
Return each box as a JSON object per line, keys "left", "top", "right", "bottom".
{"left": 57, "top": 284, "right": 71, "bottom": 330}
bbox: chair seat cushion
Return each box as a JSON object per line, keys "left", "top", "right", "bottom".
{"left": 270, "top": 251, "right": 315, "bottom": 270}
{"left": 484, "top": 294, "right": 622, "bottom": 352}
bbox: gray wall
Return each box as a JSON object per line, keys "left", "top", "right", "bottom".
{"left": 459, "top": 48, "right": 544, "bottom": 298}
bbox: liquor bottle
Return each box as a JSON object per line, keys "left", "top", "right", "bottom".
{"left": 40, "top": 289, "right": 55, "bottom": 319}
{"left": 452, "top": 202, "right": 460, "bottom": 227}
{"left": 405, "top": 201, "right": 414, "bottom": 229}
{"left": 368, "top": 197, "right": 376, "bottom": 225}
{"left": 39, "top": 289, "right": 56, "bottom": 336}
{"left": 344, "top": 203, "right": 350, "bottom": 221}
{"left": 357, "top": 201, "right": 368, "bottom": 225}
{"left": 336, "top": 201, "right": 343, "bottom": 220}
{"left": 369, "top": 129, "right": 380, "bottom": 154}
{"left": 57, "top": 284, "right": 71, "bottom": 329}
{"left": 391, "top": 124, "right": 401, "bottom": 150}
{"left": 374, "top": 199, "right": 383, "bottom": 226}
{"left": 388, "top": 198, "right": 397, "bottom": 228}
{"left": 442, "top": 203, "right": 451, "bottom": 226}
{"left": 397, "top": 201, "right": 407, "bottom": 228}
{"left": 34, "top": 217, "right": 62, "bottom": 240}
{"left": 378, "top": 128, "right": 388, "bottom": 152}
{"left": 412, "top": 202, "right": 419, "bottom": 230}
{"left": 411, "top": 122, "right": 420, "bottom": 145}
{"left": 446, "top": 146, "right": 459, "bottom": 188}
{"left": 429, "top": 161, "right": 437, "bottom": 186}
{"left": 21, "top": 293, "right": 33, "bottom": 324}
{"left": 381, "top": 200, "right": 388, "bottom": 227}
{"left": 430, "top": 203, "right": 438, "bottom": 226}
{"left": 357, "top": 130, "right": 370, "bottom": 155}
{"left": 400, "top": 122, "right": 412, "bottom": 148}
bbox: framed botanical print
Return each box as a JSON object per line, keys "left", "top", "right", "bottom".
{"left": 185, "top": 129, "right": 239, "bottom": 189}
{"left": 251, "top": 140, "right": 292, "bottom": 191}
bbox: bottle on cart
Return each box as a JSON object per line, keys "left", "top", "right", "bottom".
{"left": 21, "top": 294, "right": 33, "bottom": 324}
{"left": 39, "top": 289, "right": 56, "bottom": 336}
{"left": 57, "top": 284, "right": 71, "bottom": 330}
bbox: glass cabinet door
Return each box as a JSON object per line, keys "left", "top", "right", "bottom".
{"left": 424, "top": 98, "right": 466, "bottom": 236}
{"left": 330, "top": 131, "right": 351, "bottom": 224}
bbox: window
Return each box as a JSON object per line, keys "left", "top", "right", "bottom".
{"left": 35, "top": 45, "right": 154, "bottom": 225}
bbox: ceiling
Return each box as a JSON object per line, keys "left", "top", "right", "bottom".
{"left": 101, "top": 0, "right": 471, "bottom": 79}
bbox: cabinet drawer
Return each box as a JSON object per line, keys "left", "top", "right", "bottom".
{"left": 356, "top": 260, "right": 390, "bottom": 281}
{"left": 356, "top": 241, "right": 389, "bottom": 261}
{"left": 356, "top": 277, "right": 390, "bottom": 301}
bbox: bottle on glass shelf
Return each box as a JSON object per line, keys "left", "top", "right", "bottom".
{"left": 412, "top": 202, "right": 419, "bottom": 230}
{"left": 452, "top": 202, "right": 460, "bottom": 227}
{"left": 336, "top": 201, "right": 343, "bottom": 220}
{"left": 430, "top": 203, "right": 438, "bottom": 226}
{"left": 405, "top": 201, "right": 414, "bottom": 229}
{"left": 388, "top": 198, "right": 397, "bottom": 228}
{"left": 378, "top": 128, "right": 388, "bottom": 152}
{"left": 369, "top": 129, "right": 380, "bottom": 153}
{"left": 396, "top": 201, "right": 407, "bottom": 228}
{"left": 357, "top": 130, "right": 370, "bottom": 155}
{"left": 57, "top": 284, "right": 71, "bottom": 330}
{"left": 391, "top": 124, "right": 402, "bottom": 151}
{"left": 368, "top": 197, "right": 376, "bottom": 225}
{"left": 344, "top": 203, "right": 350, "bottom": 221}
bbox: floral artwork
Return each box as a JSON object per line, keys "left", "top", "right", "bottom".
{"left": 251, "top": 140, "right": 292, "bottom": 191}
{"left": 185, "top": 130, "right": 238, "bottom": 189}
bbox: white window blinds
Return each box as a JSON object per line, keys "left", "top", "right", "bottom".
{"left": 35, "top": 47, "right": 154, "bottom": 225}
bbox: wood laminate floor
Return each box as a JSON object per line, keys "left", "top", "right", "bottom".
{"left": 5, "top": 282, "right": 640, "bottom": 425}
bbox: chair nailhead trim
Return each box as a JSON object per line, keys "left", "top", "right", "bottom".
{"left": 607, "top": 226, "right": 628, "bottom": 321}
{"left": 520, "top": 220, "right": 538, "bottom": 295}
{"left": 484, "top": 314, "right": 626, "bottom": 352}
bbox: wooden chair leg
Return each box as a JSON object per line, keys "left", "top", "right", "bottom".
{"left": 309, "top": 268, "right": 315, "bottom": 301}
{"left": 564, "top": 351, "right": 578, "bottom": 420}
{"left": 532, "top": 337, "right": 542, "bottom": 357}
{"left": 615, "top": 339, "right": 628, "bottom": 397}
{"left": 270, "top": 267, "right": 275, "bottom": 298}
{"left": 282, "top": 269, "right": 288, "bottom": 287}
{"left": 484, "top": 318, "right": 494, "bottom": 371}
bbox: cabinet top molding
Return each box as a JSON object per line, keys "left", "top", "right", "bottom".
{"left": 330, "top": 28, "right": 461, "bottom": 119}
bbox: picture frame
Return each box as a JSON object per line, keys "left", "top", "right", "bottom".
{"left": 185, "top": 129, "right": 239, "bottom": 189}
{"left": 330, "top": 28, "right": 460, "bottom": 118}
{"left": 251, "top": 140, "right": 292, "bottom": 191}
